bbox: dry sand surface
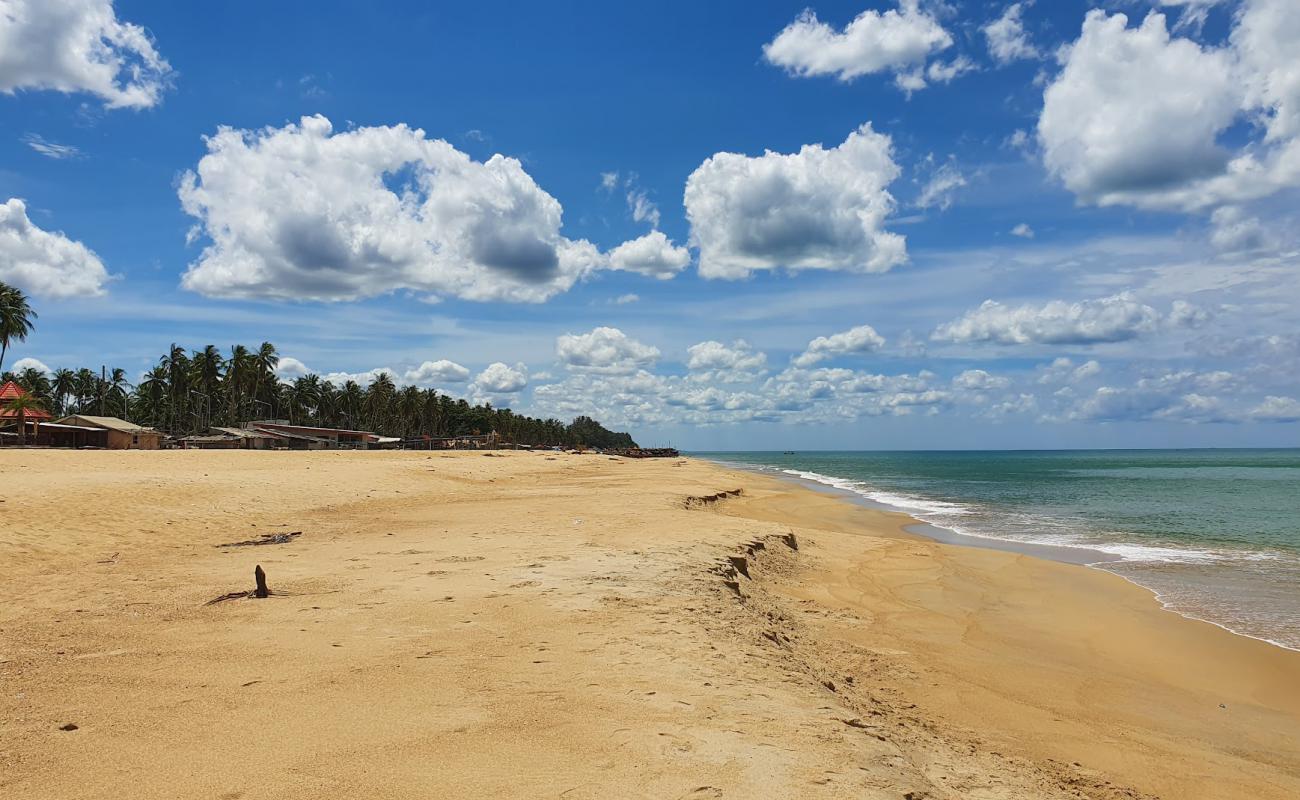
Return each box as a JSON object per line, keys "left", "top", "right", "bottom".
{"left": 2, "top": 450, "right": 1298, "bottom": 799}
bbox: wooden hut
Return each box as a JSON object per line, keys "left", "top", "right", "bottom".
{"left": 57, "top": 415, "right": 163, "bottom": 450}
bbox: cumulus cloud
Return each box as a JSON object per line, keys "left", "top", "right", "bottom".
{"left": 473, "top": 362, "right": 528, "bottom": 394}
{"left": 0, "top": 0, "right": 172, "bottom": 109}
{"left": 404, "top": 359, "right": 470, "bottom": 385}
{"left": 10, "top": 356, "right": 51, "bottom": 375}
{"left": 684, "top": 123, "right": 906, "bottom": 279}
{"left": 1039, "top": 4, "right": 1300, "bottom": 211}
{"left": 762, "top": 1, "right": 953, "bottom": 88}
{"left": 0, "top": 198, "right": 111, "bottom": 297}
{"left": 613, "top": 293, "right": 639, "bottom": 305}
{"left": 1010, "top": 223, "right": 1034, "bottom": 238}
{"left": 607, "top": 230, "right": 690, "bottom": 279}
{"left": 1208, "top": 206, "right": 1271, "bottom": 253}
{"left": 1246, "top": 395, "right": 1300, "bottom": 422}
{"left": 793, "top": 324, "right": 886, "bottom": 367}
{"left": 952, "top": 369, "right": 1011, "bottom": 391}
{"left": 933, "top": 293, "right": 1166, "bottom": 346}
{"left": 1038, "top": 11, "right": 1239, "bottom": 210}
{"left": 556, "top": 327, "right": 659, "bottom": 375}
{"left": 178, "top": 115, "right": 606, "bottom": 303}
{"left": 322, "top": 367, "right": 398, "bottom": 388}
{"left": 274, "top": 356, "right": 312, "bottom": 380}
{"left": 686, "top": 340, "right": 767, "bottom": 382}
{"left": 983, "top": 3, "right": 1039, "bottom": 64}
{"left": 1037, "top": 357, "right": 1101, "bottom": 384}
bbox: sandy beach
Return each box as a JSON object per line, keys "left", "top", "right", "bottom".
{"left": 2, "top": 450, "right": 1298, "bottom": 799}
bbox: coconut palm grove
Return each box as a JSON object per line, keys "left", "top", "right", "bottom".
{"left": 0, "top": 281, "right": 635, "bottom": 449}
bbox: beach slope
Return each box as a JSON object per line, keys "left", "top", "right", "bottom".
{"left": 1, "top": 451, "right": 1297, "bottom": 799}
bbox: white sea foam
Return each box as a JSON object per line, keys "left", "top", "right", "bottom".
{"left": 723, "top": 456, "right": 1300, "bottom": 652}
{"left": 777, "top": 467, "right": 1282, "bottom": 567}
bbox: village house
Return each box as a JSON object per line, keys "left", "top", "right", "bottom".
{"left": 57, "top": 415, "right": 164, "bottom": 450}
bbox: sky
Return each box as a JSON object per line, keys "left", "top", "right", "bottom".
{"left": 2, "top": 0, "right": 1299, "bottom": 450}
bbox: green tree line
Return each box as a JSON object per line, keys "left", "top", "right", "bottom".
{"left": 2, "top": 342, "right": 637, "bottom": 448}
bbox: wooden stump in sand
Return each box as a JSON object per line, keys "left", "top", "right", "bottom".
{"left": 254, "top": 565, "right": 269, "bottom": 598}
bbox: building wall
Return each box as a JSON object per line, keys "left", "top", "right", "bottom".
{"left": 105, "top": 430, "right": 162, "bottom": 450}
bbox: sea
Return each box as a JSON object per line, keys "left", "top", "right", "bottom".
{"left": 694, "top": 450, "right": 1300, "bottom": 652}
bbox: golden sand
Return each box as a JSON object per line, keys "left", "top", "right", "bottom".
{"left": 1, "top": 451, "right": 1297, "bottom": 799}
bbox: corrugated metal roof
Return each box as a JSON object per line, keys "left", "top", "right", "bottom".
{"left": 211, "top": 426, "right": 282, "bottom": 439}
{"left": 59, "top": 415, "right": 160, "bottom": 434}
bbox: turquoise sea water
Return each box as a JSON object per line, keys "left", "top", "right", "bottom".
{"left": 695, "top": 450, "right": 1300, "bottom": 651}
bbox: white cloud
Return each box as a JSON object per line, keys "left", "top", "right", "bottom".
{"left": 1037, "top": 357, "right": 1101, "bottom": 384}
{"left": 927, "top": 57, "right": 975, "bottom": 83}
{"left": 952, "top": 369, "right": 1010, "bottom": 391}
{"left": 983, "top": 4, "right": 1039, "bottom": 64}
{"left": 599, "top": 171, "right": 619, "bottom": 192}
{"left": 626, "top": 187, "right": 659, "bottom": 227}
{"left": 322, "top": 367, "right": 398, "bottom": 388}
{"left": 1208, "top": 206, "right": 1271, "bottom": 253}
{"left": 404, "top": 359, "right": 470, "bottom": 385}
{"left": 1158, "top": 1, "right": 1225, "bottom": 33}
{"left": 22, "top": 133, "right": 81, "bottom": 159}
{"left": 607, "top": 230, "right": 690, "bottom": 279}
{"left": 613, "top": 293, "right": 639, "bottom": 305}
{"left": 10, "top": 356, "right": 51, "bottom": 375}
{"left": 473, "top": 362, "right": 528, "bottom": 394}
{"left": 1010, "top": 222, "right": 1034, "bottom": 238}
{"left": 684, "top": 123, "right": 906, "bottom": 279}
{"left": 275, "top": 356, "right": 312, "bottom": 380}
{"left": 1038, "top": 11, "right": 1239, "bottom": 210}
{"left": 762, "top": 1, "right": 953, "bottom": 87}
{"left": 933, "top": 293, "right": 1164, "bottom": 345}
{"left": 178, "top": 115, "right": 606, "bottom": 303}
{"left": 1234, "top": 0, "right": 1300, "bottom": 145}
{"left": 686, "top": 339, "right": 767, "bottom": 382}
{"left": 1246, "top": 395, "right": 1300, "bottom": 422}
{"left": 916, "top": 160, "right": 966, "bottom": 210}
{"left": 1039, "top": 5, "right": 1300, "bottom": 211}
{"left": 0, "top": 0, "right": 172, "bottom": 109}
{"left": 556, "top": 326, "right": 659, "bottom": 375}
{"left": 793, "top": 324, "right": 886, "bottom": 367}
{"left": 0, "top": 198, "right": 111, "bottom": 297}
{"left": 1168, "top": 299, "right": 1211, "bottom": 329}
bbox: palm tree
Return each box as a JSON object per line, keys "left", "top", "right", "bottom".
{"left": 15, "top": 366, "right": 51, "bottom": 402}
{"left": 0, "top": 282, "right": 36, "bottom": 374}
{"left": 253, "top": 342, "right": 279, "bottom": 418}
{"left": 4, "top": 392, "right": 46, "bottom": 445}
{"left": 51, "top": 368, "right": 75, "bottom": 415}
{"left": 136, "top": 365, "right": 169, "bottom": 428}
{"left": 73, "top": 368, "right": 98, "bottom": 414}
{"left": 107, "top": 368, "right": 130, "bottom": 419}
{"left": 159, "top": 344, "right": 190, "bottom": 432}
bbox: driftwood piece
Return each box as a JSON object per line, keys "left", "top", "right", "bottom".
{"left": 205, "top": 565, "right": 273, "bottom": 605}
{"left": 216, "top": 531, "right": 302, "bottom": 548}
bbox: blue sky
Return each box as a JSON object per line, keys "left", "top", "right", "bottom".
{"left": 2, "top": 0, "right": 1298, "bottom": 449}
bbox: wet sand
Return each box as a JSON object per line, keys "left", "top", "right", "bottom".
{"left": 1, "top": 450, "right": 1297, "bottom": 798}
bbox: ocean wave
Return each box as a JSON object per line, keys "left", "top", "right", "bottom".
{"left": 777, "top": 467, "right": 1284, "bottom": 566}
{"left": 780, "top": 469, "right": 972, "bottom": 516}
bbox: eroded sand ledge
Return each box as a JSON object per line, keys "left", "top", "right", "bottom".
{"left": 1, "top": 451, "right": 1297, "bottom": 799}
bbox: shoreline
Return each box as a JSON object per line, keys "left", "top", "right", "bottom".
{"left": 3, "top": 449, "right": 1298, "bottom": 799}
{"left": 702, "top": 453, "right": 1300, "bottom": 654}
